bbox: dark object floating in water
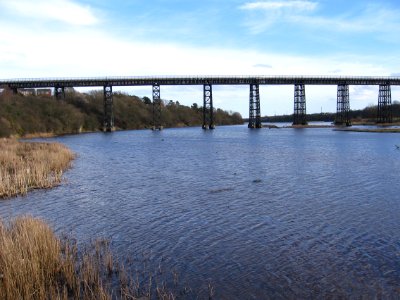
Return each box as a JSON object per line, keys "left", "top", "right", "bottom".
{"left": 252, "top": 179, "right": 262, "bottom": 183}
{"left": 209, "top": 187, "right": 234, "bottom": 194}
{"left": 396, "top": 145, "right": 399, "bottom": 149}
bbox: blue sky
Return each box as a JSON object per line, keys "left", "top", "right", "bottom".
{"left": 1, "top": 0, "right": 400, "bottom": 116}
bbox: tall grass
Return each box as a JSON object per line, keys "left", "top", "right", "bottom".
{"left": 0, "top": 216, "right": 113, "bottom": 299}
{"left": 0, "top": 216, "right": 201, "bottom": 300}
{"left": 0, "top": 139, "right": 74, "bottom": 198}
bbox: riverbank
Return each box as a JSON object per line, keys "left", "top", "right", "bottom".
{"left": 262, "top": 123, "right": 334, "bottom": 129}
{"left": 351, "top": 121, "right": 400, "bottom": 126}
{"left": 0, "top": 139, "right": 75, "bottom": 198}
{"left": 0, "top": 91, "right": 243, "bottom": 138}
{"left": 334, "top": 128, "right": 400, "bottom": 133}
{"left": 286, "top": 124, "right": 334, "bottom": 129}
{"left": 265, "top": 122, "right": 400, "bottom": 132}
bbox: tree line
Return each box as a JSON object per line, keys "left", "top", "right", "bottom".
{"left": 262, "top": 102, "right": 400, "bottom": 123}
{"left": 0, "top": 89, "right": 243, "bottom": 138}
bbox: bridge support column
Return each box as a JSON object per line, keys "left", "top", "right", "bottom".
{"left": 103, "top": 85, "right": 114, "bottom": 132}
{"left": 202, "top": 84, "right": 215, "bottom": 129}
{"left": 335, "top": 84, "right": 351, "bottom": 126}
{"left": 293, "top": 84, "right": 307, "bottom": 125}
{"left": 248, "top": 83, "right": 262, "bottom": 128}
{"left": 54, "top": 86, "right": 65, "bottom": 100}
{"left": 152, "top": 84, "right": 163, "bottom": 130}
{"left": 377, "top": 84, "right": 392, "bottom": 123}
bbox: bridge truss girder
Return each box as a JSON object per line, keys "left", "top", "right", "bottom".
{"left": 4, "top": 76, "right": 400, "bottom": 88}
{"left": 152, "top": 84, "right": 163, "bottom": 130}
{"left": 54, "top": 86, "right": 65, "bottom": 100}
{"left": 103, "top": 85, "right": 114, "bottom": 132}
{"left": 203, "top": 84, "right": 215, "bottom": 129}
{"left": 335, "top": 84, "right": 351, "bottom": 126}
{"left": 248, "top": 83, "right": 262, "bottom": 128}
{"left": 293, "top": 84, "right": 307, "bottom": 125}
{"left": 377, "top": 84, "right": 392, "bottom": 123}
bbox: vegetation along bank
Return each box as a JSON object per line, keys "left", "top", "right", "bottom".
{"left": 0, "top": 139, "right": 74, "bottom": 198}
{"left": 0, "top": 88, "right": 243, "bottom": 138}
{"left": 0, "top": 215, "right": 195, "bottom": 300}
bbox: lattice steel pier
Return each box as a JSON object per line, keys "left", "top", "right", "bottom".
{"left": 248, "top": 83, "right": 262, "bottom": 128}
{"left": 293, "top": 84, "right": 307, "bottom": 125}
{"left": 54, "top": 86, "right": 65, "bottom": 100}
{"left": 202, "top": 84, "right": 215, "bottom": 129}
{"left": 152, "top": 84, "right": 163, "bottom": 130}
{"left": 103, "top": 85, "right": 114, "bottom": 132}
{"left": 335, "top": 84, "right": 351, "bottom": 126}
{"left": 377, "top": 84, "right": 392, "bottom": 123}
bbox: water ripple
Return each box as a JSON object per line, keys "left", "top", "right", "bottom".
{"left": 1, "top": 125, "right": 400, "bottom": 298}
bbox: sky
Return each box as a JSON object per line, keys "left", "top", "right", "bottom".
{"left": 1, "top": 0, "right": 400, "bottom": 117}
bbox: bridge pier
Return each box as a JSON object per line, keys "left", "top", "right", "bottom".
{"left": 293, "top": 84, "right": 307, "bottom": 125}
{"left": 54, "top": 86, "right": 65, "bottom": 100}
{"left": 103, "top": 85, "right": 114, "bottom": 132}
{"left": 377, "top": 84, "right": 392, "bottom": 123}
{"left": 335, "top": 84, "right": 351, "bottom": 126}
{"left": 248, "top": 83, "right": 262, "bottom": 128}
{"left": 152, "top": 84, "right": 163, "bottom": 130}
{"left": 202, "top": 84, "right": 215, "bottom": 129}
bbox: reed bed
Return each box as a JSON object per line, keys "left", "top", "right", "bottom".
{"left": 0, "top": 138, "right": 75, "bottom": 198}
{"left": 0, "top": 216, "right": 202, "bottom": 300}
{"left": 0, "top": 216, "right": 113, "bottom": 299}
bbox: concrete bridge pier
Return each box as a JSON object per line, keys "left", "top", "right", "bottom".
{"left": 293, "top": 84, "right": 307, "bottom": 125}
{"left": 152, "top": 84, "right": 163, "bottom": 130}
{"left": 54, "top": 86, "right": 65, "bottom": 100}
{"left": 248, "top": 83, "right": 262, "bottom": 128}
{"left": 103, "top": 85, "right": 114, "bottom": 132}
{"left": 377, "top": 84, "right": 392, "bottom": 123}
{"left": 202, "top": 84, "right": 215, "bottom": 129}
{"left": 335, "top": 84, "right": 351, "bottom": 126}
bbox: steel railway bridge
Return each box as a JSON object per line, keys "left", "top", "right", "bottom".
{"left": 1, "top": 75, "right": 399, "bottom": 131}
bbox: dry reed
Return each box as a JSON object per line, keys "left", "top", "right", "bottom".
{"left": 0, "top": 216, "right": 199, "bottom": 299}
{"left": 0, "top": 216, "right": 113, "bottom": 300}
{"left": 0, "top": 138, "right": 75, "bottom": 198}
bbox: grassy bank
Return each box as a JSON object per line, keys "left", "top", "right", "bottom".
{"left": 0, "top": 139, "right": 74, "bottom": 198}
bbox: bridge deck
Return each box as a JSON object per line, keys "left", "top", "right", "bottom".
{"left": 1, "top": 76, "right": 400, "bottom": 88}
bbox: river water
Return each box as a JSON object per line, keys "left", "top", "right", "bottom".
{"left": 1, "top": 124, "right": 400, "bottom": 298}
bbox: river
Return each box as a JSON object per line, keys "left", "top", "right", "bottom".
{"left": 1, "top": 124, "right": 400, "bottom": 298}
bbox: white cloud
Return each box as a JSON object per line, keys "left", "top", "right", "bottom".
{"left": 239, "top": 0, "right": 317, "bottom": 33}
{"left": 289, "top": 6, "right": 400, "bottom": 33}
{"left": 240, "top": 1, "right": 317, "bottom": 11}
{"left": 240, "top": 2, "right": 400, "bottom": 35}
{"left": 0, "top": 0, "right": 98, "bottom": 26}
{"left": 254, "top": 64, "right": 273, "bottom": 69}
{"left": 0, "top": 8, "right": 399, "bottom": 117}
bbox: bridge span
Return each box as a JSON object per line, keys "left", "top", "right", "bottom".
{"left": 1, "top": 75, "right": 399, "bottom": 131}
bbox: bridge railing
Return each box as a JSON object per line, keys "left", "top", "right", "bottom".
{"left": 1, "top": 75, "right": 400, "bottom": 86}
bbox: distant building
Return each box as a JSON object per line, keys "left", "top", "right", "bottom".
{"left": 19, "top": 88, "right": 36, "bottom": 96}
{"left": 36, "top": 88, "right": 52, "bottom": 97}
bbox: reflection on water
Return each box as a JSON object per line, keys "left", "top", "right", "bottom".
{"left": 1, "top": 125, "right": 400, "bottom": 298}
